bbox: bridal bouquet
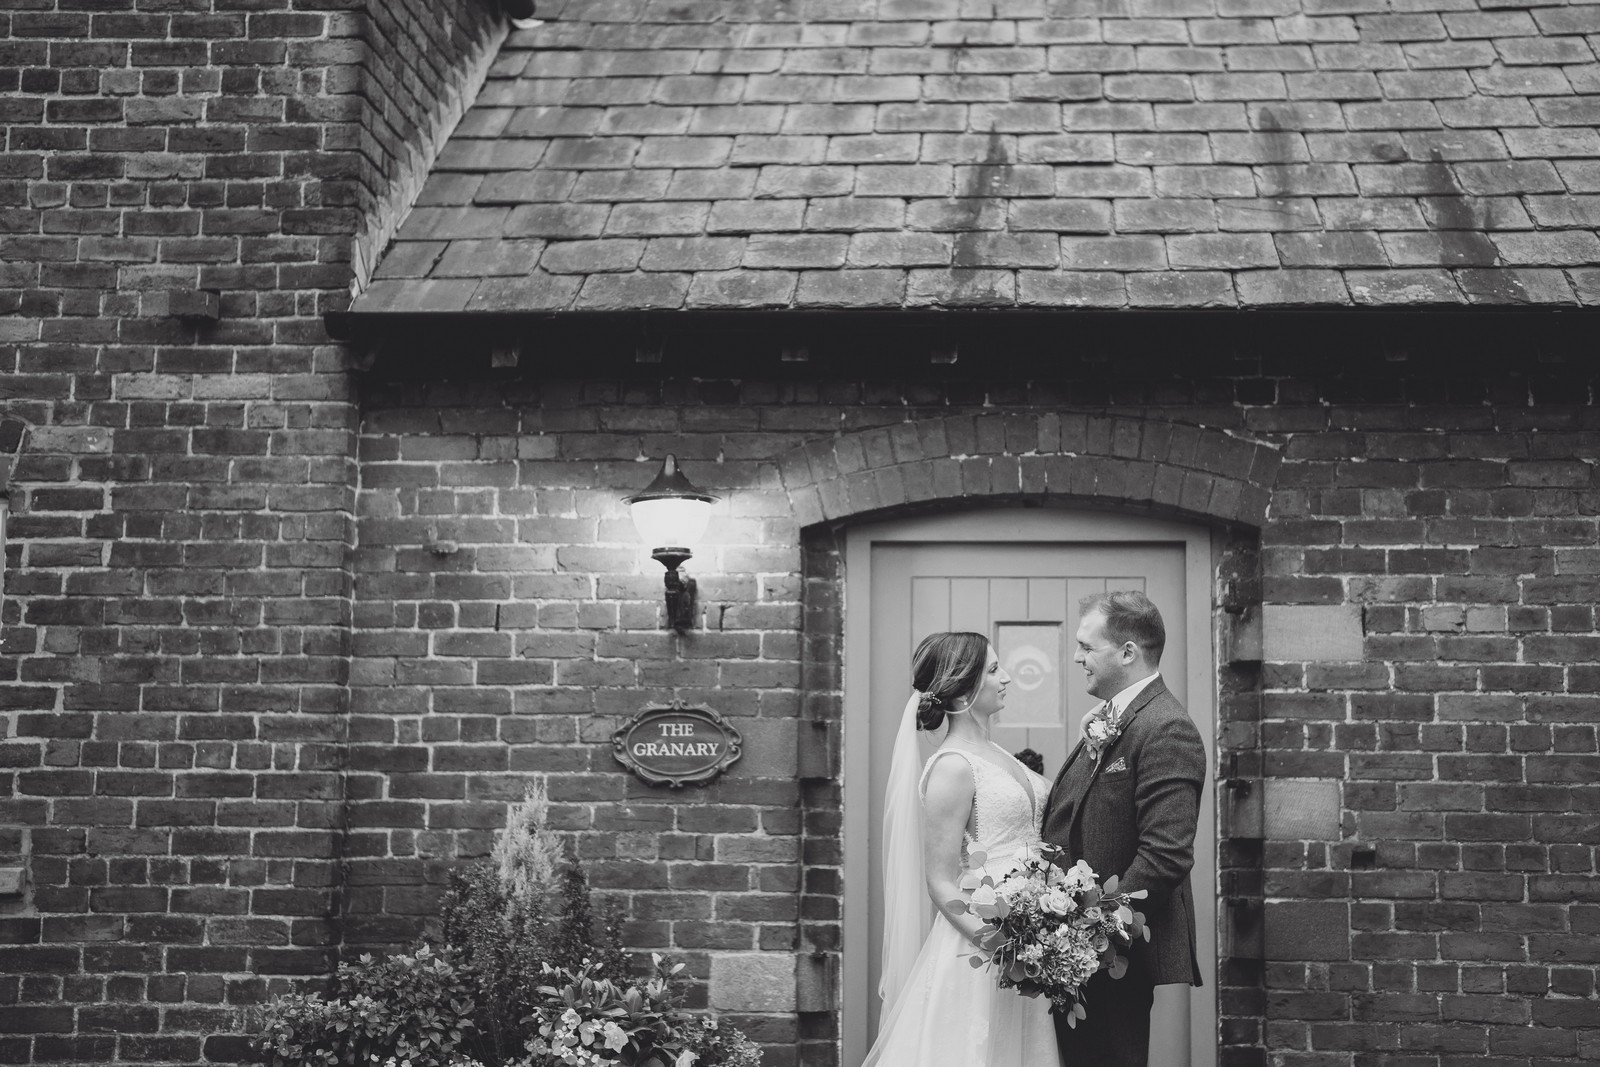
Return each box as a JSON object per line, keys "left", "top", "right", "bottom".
{"left": 949, "top": 845, "right": 1148, "bottom": 1027}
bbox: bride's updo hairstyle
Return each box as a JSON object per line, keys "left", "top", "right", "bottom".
{"left": 910, "top": 631, "right": 990, "bottom": 731}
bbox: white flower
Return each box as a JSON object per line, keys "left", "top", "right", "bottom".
{"left": 970, "top": 884, "right": 997, "bottom": 907}
{"left": 1064, "top": 860, "right": 1095, "bottom": 892}
{"left": 602, "top": 1023, "right": 628, "bottom": 1052}
{"left": 675, "top": 1052, "right": 698, "bottom": 1067}
{"left": 561, "top": 1008, "right": 582, "bottom": 1028}
{"left": 1039, "top": 887, "right": 1074, "bottom": 916}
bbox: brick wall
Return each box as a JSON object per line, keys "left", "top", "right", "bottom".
{"left": 352, "top": 2, "right": 504, "bottom": 290}
{"left": 0, "top": 1, "right": 498, "bottom": 1062}
{"left": 351, "top": 330, "right": 1598, "bottom": 1067}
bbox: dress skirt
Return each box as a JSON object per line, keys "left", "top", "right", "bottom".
{"left": 862, "top": 911, "right": 1062, "bottom": 1067}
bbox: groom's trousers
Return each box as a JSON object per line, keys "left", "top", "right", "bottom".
{"left": 1054, "top": 967, "right": 1156, "bottom": 1067}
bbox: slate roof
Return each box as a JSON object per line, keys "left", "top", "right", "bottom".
{"left": 352, "top": 0, "right": 1600, "bottom": 313}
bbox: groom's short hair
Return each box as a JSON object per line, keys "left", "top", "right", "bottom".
{"left": 1080, "top": 590, "right": 1166, "bottom": 664}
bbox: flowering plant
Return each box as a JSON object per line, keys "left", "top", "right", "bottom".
{"left": 520, "top": 956, "right": 696, "bottom": 1067}
{"left": 680, "top": 1018, "right": 761, "bottom": 1067}
{"left": 949, "top": 844, "right": 1148, "bottom": 1027}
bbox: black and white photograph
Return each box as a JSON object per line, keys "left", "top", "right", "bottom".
{"left": 1, "top": 2, "right": 1597, "bottom": 1067}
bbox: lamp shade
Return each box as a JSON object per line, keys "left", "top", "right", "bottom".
{"left": 625, "top": 455, "right": 715, "bottom": 551}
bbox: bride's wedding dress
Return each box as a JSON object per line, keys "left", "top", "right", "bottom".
{"left": 863, "top": 740, "right": 1063, "bottom": 1067}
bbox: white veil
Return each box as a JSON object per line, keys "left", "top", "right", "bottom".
{"left": 877, "top": 691, "right": 931, "bottom": 1009}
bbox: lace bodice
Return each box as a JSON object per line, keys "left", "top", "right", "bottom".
{"left": 919, "top": 742, "right": 1048, "bottom": 870}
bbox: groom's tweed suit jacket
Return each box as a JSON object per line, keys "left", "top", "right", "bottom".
{"left": 1042, "top": 676, "right": 1206, "bottom": 986}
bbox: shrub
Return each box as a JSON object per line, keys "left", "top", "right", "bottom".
{"left": 255, "top": 781, "right": 761, "bottom": 1067}
{"left": 255, "top": 946, "right": 477, "bottom": 1067}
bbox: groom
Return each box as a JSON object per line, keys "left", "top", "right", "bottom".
{"left": 1042, "top": 590, "right": 1206, "bottom": 1067}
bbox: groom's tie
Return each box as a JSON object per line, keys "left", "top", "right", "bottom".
{"left": 1080, "top": 700, "right": 1114, "bottom": 761}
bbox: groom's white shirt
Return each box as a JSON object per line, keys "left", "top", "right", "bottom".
{"left": 1107, "top": 671, "right": 1159, "bottom": 724}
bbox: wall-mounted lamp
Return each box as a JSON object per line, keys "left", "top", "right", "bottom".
{"left": 625, "top": 454, "right": 715, "bottom": 631}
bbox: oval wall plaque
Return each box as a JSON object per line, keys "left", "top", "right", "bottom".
{"left": 612, "top": 701, "right": 743, "bottom": 788}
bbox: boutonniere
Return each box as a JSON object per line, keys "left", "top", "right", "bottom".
{"left": 1082, "top": 705, "right": 1124, "bottom": 762}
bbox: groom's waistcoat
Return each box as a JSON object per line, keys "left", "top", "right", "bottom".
{"left": 1042, "top": 676, "right": 1206, "bottom": 987}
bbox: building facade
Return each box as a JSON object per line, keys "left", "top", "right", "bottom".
{"left": 2, "top": 1, "right": 1599, "bottom": 1066}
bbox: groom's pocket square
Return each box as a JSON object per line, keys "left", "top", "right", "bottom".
{"left": 1102, "top": 756, "right": 1128, "bottom": 774}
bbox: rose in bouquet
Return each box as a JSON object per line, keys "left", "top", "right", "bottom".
{"left": 948, "top": 844, "right": 1148, "bottom": 1027}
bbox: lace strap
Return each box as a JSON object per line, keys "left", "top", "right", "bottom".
{"left": 920, "top": 747, "right": 982, "bottom": 847}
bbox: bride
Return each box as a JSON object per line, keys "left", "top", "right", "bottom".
{"left": 863, "top": 632, "right": 1063, "bottom": 1067}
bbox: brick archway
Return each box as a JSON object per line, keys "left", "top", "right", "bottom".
{"left": 777, "top": 413, "right": 1281, "bottom": 527}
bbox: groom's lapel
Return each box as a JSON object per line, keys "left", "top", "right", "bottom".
{"left": 1061, "top": 677, "right": 1168, "bottom": 840}
{"left": 1046, "top": 678, "right": 1168, "bottom": 822}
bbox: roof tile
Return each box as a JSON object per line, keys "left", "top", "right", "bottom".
{"left": 574, "top": 270, "right": 690, "bottom": 309}
{"left": 1456, "top": 267, "right": 1574, "bottom": 305}
{"left": 806, "top": 196, "right": 908, "bottom": 231}
{"left": 1235, "top": 267, "right": 1350, "bottom": 304}
{"left": 794, "top": 267, "right": 907, "bottom": 306}
{"left": 1016, "top": 269, "right": 1128, "bottom": 307}
{"left": 1117, "top": 198, "right": 1219, "bottom": 231}
{"left": 505, "top": 203, "right": 609, "bottom": 238}
{"left": 955, "top": 231, "right": 1063, "bottom": 267}
{"left": 604, "top": 201, "right": 711, "bottom": 236}
{"left": 685, "top": 269, "right": 798, "bottom": 307}
{"left": 1566, "top": 268, "right": 1600, "bottom": 305}
{"left": 453, "top": 266, "right": 556, "bottom": 310}
{"left": 1061, "top": 234, "right": 1170, "bottom": 270}
{"left": 1276, "top": 230, "right": 1389, "bottom": 267}
{"left": 1215, "top": 197, "right": 1322, "bottom": 231}
{"left": 641, "top": 236, "right": 746, "bottom": 272}
{"left": 1009, "top": 199, "right": 1114, "bottom": 232}
{"left": 1168, "top": 232, "right": 1280, "bottom": 268}
{"left": 1126, "top": 270, "right": 1237, "bottom": 305}
{"left": 744, "top": 233, "right": 850, "bottom": 269}
{"left": 906, "top": 267, "right": 1017, "bottom": 306}
{"left": 568, "top": 169, "right": 672, "bottom": 201}
{"left": 905, "top": 196, "right": 1009, "bottom": 230}
{"left": 352, "top": 0, "right": 1600, "bottom": 314}
{"left": 435, "top": 239, "right": 545, "bottom": 277}
{"left": 847, "top": 231, "right": 954, "bottom": 267}
{"left": 1344, "top": 267, "right": 1463, "bottom": 304}
{"left": 539, "top": 238, "right": 645, "bottom": 274}
{"left": 475, "top": 170, "right": 574, "bottom": 207}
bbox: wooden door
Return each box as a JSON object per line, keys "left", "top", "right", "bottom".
{"left": 843, "top": 510, "right": 1216, "bottom": 1067}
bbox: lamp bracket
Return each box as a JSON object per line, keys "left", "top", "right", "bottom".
{"left": 651, "top": 548, "right": 697, "bottom": 631}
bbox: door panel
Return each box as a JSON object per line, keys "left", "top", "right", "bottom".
{"left": 845, "top": 511, "right": 1216, "bottom": 1067}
